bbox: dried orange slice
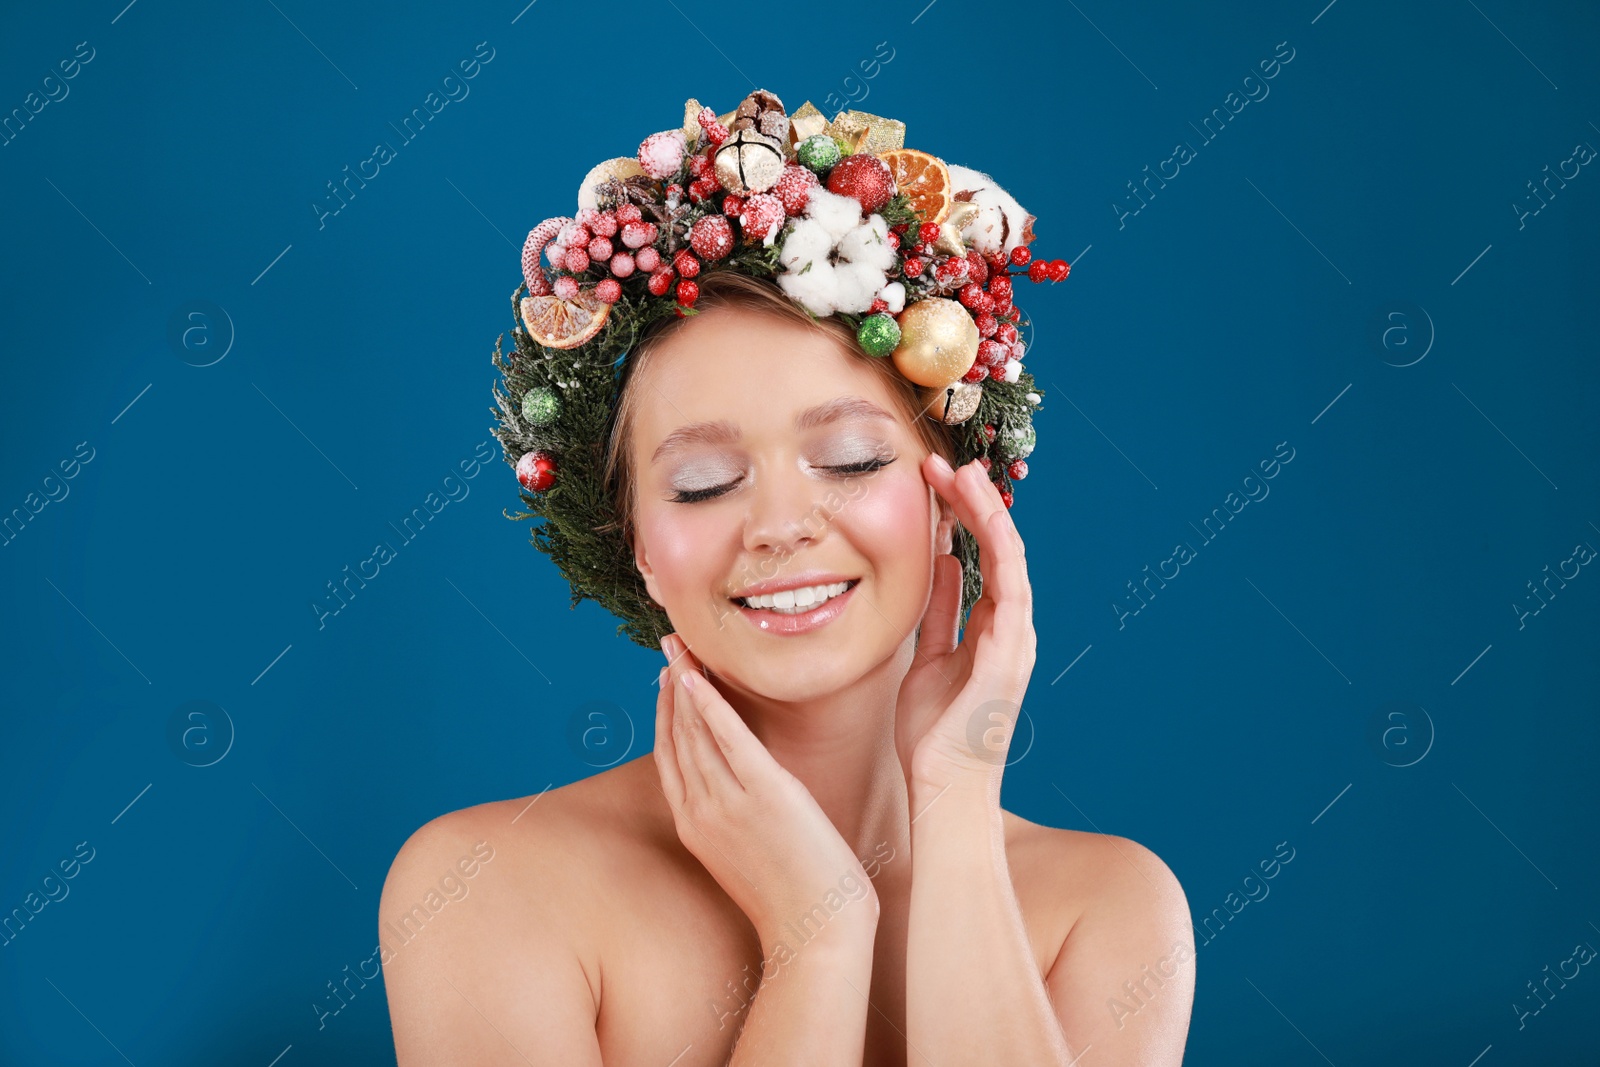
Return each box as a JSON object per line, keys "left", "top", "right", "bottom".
{"left": 520, "top": 289, "right": 611, "bottom": 350}
{"left": 879, "top": 148, "right": 952, "bottom": 225}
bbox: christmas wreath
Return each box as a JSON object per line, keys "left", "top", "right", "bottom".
{"left": 489, "top": 89, "right": 1072, "bottom": 649}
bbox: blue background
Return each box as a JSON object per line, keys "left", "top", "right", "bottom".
{"left": 2, "top": 0, "right": 1597, "bottom": 1063}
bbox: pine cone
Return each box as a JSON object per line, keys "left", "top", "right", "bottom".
{"left": 730, "top": 89, "right": 789, "bottom": 146}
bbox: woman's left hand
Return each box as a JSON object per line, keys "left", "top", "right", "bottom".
{"left": 895, "top": 454, "right": 1038, "bottom": 795}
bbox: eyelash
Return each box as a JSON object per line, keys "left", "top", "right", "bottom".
{"left": 670, "top": 457, "right": 895, "bottom": 504}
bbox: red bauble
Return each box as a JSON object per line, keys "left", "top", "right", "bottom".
{"left": 677, "top": 279, "right": 699, "bottom": 306}
{"left": 516, "top": 450, "right": 557, "bottom": 493}
{"left": 826, "top": 153, "right": 895, "bottom": 213}
{"left": 774, "top": 163, "right": 818, "bottom": 216}
{"left": 690, "top": 215, "right": 734, "bottom": 260}
{"left": 1007, "top": 459, "right": 1028, "bottom": 480}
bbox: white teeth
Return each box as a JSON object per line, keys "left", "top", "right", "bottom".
{"left": 737, "top": 581, "right": 853, "bottom": 614}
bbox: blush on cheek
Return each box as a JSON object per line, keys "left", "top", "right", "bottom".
{"left": 838, "top": 470, "right": 934, "bottom": 617}
{"left": 635, "top": 505, "right": 728, "bottom": 613}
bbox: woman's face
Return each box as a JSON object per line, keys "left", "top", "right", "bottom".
{"left": 628, "top": 304, "right": 953, "bottom": 700}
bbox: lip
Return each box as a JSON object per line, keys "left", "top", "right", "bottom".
{"left": 728, "top": 572, "right": 859, "bottom": 599}
{"left": 729, "top": 578, "right": 861, "bottom": 636}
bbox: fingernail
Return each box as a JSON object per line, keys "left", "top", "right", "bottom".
{"left": 930, "top": 453, "right": 952, "bottom": 475}
{"left": 680, "top": 669, "right": 698, "bottom": 692}
{"left": 659, "top": 635, "right": 673, "bottom": 661}
{"left": 657, "top": 666, "right": 667, "bottom": 688}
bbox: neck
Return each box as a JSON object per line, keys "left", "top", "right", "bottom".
{"left": 710, "top": 638, "right": 916, "bottom": 878}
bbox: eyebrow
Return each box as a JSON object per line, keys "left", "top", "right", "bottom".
{"left": 650, "top": 395, "right": 895, "bottom": 464}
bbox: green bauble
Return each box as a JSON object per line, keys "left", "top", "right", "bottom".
{"left": 520, "top": 385, "right": 561, "bottom": 427}
{"left": 1000, "top": 424, "right": 1037, "bottom": 461}
{"left": 797, "top": 133, "right": 842, "bottom": 174}
{"left": 857, "top": 313, "right": 901, "bottom": 358}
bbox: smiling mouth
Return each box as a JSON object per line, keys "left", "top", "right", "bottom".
{"left": 731, "top": 579, "right": 861, "bottom": 615}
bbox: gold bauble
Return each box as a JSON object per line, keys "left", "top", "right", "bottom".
{"left": 919, "top": 381, "right": 983, "bottom": 424}
{"left": 891, "top": 298, "right": 980, "bottom": 387}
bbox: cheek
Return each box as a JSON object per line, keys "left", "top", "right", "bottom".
{"left": 635, "top": 502, "right": 728, "bottom": 603}
{"left": 839, "top": 470, "right": 934, "bottom": 580}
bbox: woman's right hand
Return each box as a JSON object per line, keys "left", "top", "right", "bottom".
{"left": 653, "top": 632, "right": 880, "bottom": 955}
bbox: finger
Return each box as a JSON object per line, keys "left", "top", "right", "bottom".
{"left": 672, "top": 671, "right": 712, "bottom": 799}
{"left": 677, "top": 665, "right": 773, "bottom": 792}
{"left": 653, "top": 665, "right": 686, "bottom": 805}
{"left": 680, "top": 671, "right": 742, "bottom": 797}
{"left": 918, "top": 552, "right": 963, "bottom": 657}
{"left": 981, "top": 506, "right": 1034, "bottom": 650}
{"left": 924, "top": 457, "right": 1002, "bottom": 563}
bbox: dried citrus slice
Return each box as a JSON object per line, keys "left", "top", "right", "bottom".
{"left": 879, "top": 148, "right": 952, "bottom": 225}
{"left": 520, "top": 289, "right": 611, "bottom": 350}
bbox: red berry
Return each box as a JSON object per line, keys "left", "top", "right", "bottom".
{"left": 1007, "top": 459, "right": 1028, "bottom": 480}
{"left": 620, "top": 220, "right": 657, "bottom": 250}
{"left": 977, "top": 455, "right": 992, "bottom": 472}
{"left": 958, "top": 282, "right": 986, "bottom": 309}
{"left": 985, "top": 252, "right": 1008, "bottom": 275}
{"left": 595, "top": 278, "right": 622, "bottom": 303}
{"left": 665, "top": 183, "right": 684, "bottom": 201}
{"left": 1010, "top": 245, "right": 1032, "bottom": 266}
{"left": 902, "top": 256, "right": 925, "bottom": 277}
{"left": 564, "top": 247, "right": 590, "bottom": 272}
{"left": 975, "top": 311, "right": 998, "bottom": 338}
{"left": 988, "top": 274, "right": 1012, "bottom": 302}
{"left": 962, "top": 363, "right": 987, "bottom": 382}
{"left": 677, "top": 279, "right": 699, "bottom": 306}
{"left": 1049, "top": 259, "right": 1071, "bottom": 282}
{"left": 689, "top": 215, "right": 735, "bottom": 260}
{"left": 982, "top": 423, "right": 996, "bottom": 444}
{"left": 608, "top": 251, "right": 636, "bottom": 278}
{"left": 722, "top": 193, "right": 746, "bottom": 217}
{"left": 978, "top": 339, "right": 1008, "bottom": 367}
{"left": 966, "top": 250, "right": 989, "bottom": 285}
{"left": 591, "top": 211, "right": 618, "bottom": 238}
{"left": 999, "top": 489, "right": 1014, "bottom": 508}
{"left": 1027, "top": 260, "right": 1050, "bottom": 283}
{"left": 634, "top": 247, "right": 661, "bottom": 272}
{"left": 870, "top": 298, "right": 888, "bottom": 314}
{"left": 587, "top": 236, "right": 614, "bottom": 261}
{"left": 886, "top": 230, "right": 900, "bottom": 250}
{"left": 688, "top": 152, "right": 715, "bottom": 180}
{"left": 918, "top": 222, "right": 941, "bottom": 245}
{"left": 673, "top": 249, "right": 701, "bottom": 278}
{"left": 616, "top": 204, "right": 643, "bottom": 224}
{"left": 774, "top": 163, "right": 818, "bottom": 216}
{"left": 553, "top": 276, "right": 579, "bottom": 300}
{"left": 647, "top": 267, "right": 674, "bottom": 296}
{"left": 995, "top": 322, "right": 1018, "bottom": 345}
{"left": 688, "top": 177, "right": 719, "bottom": 203}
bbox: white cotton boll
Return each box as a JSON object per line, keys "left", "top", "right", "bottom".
{"left": 946, "top": 161, "right": 1033, "bottom": 256}
{"left": 1001, "top": 358, "right": 1022, "bottom": 383}
{"left": 877, "top": 280, "right": 906, "bottom": 313}
{"left": 777, "top": 261, "right": 840, "bottom": 316}
{"left": 777, "top": 219, "right": 831, "bottom": 271}
{"left": 832, "top": 262, "right": 887, "bottom": 314}
{"left": 806, "top": 187, "right": 865, "bottom": 241}
{"left": 838, "top": 220, "right": 895, "bottom": 272}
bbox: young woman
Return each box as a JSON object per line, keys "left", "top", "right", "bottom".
{"left": 379, "top": 269, "right": 1195, "bottom": 1065}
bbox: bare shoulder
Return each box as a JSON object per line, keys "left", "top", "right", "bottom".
{"left": 1003, "top": 810, "right": 1194, "bottom": 1063}
{"left": 378, "top": 761, "right": 661, "bottom": 1065}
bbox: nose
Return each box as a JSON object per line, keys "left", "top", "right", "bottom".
{"left": 741, "top": 461, "right": 834, "bottom": 556}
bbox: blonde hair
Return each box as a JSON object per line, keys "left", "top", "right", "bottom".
{"left": 598, "top": 270, "right": 957, "bottom": 546}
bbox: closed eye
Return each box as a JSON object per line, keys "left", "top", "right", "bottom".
{"left": 669, "top": 456, "right": 895, "bottom": 504}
